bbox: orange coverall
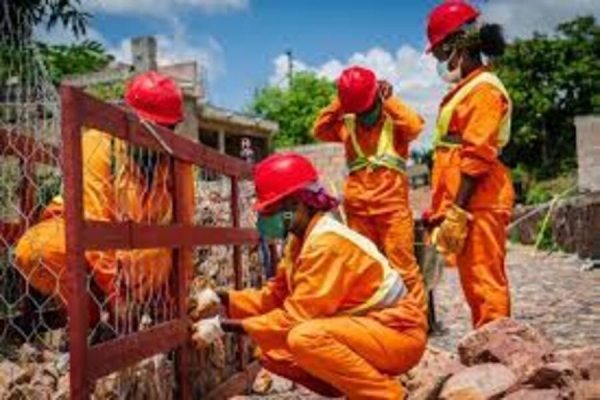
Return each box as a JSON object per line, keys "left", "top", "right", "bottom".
{"left": 431, "top": 68, "right": 515, "bottom": 329}
{"left": 15, "top": 128, "right": 190, "bottom": 311}
{"left": 229, "top": 214, "right": 427, "bottom": 399}
{"left": 313, "top": 97, "right": 427, "bottom": 312}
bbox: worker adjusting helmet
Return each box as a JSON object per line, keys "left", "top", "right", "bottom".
{"left": 125, "top": 70, "right": 184, "bottom": 126}
{"left": 426, "top": 1, "right": 480, "bottom": 53}
{"left": 337, "top": 66, "right": 378, "bottom": 115}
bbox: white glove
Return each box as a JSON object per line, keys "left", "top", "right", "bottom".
{"left": 191, "top": 315, "right": 224, "bottom": 349}
{"left": 188, "top": 287, "right": 221, "bottom": 321}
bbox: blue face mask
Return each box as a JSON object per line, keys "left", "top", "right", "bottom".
{"left": 256, "top": 211, "right": 294, "bottom": 240}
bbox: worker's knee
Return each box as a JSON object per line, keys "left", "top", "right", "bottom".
{"left": 14, "top": 222, "right": 66, "bottom": 299}
{"left": 287, "top": 320, "right": 328, "bottom": 358}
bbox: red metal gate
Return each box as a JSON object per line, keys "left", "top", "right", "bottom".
{"left": 61, "top": 85, "right": 260, "bottom": 399}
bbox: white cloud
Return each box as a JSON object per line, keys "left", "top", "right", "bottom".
{"left": 481, "top": 0, "right": 600, "bottom": 39}
{"left": 35, "top": 18, "right": 226, "bottom": 89}
{"left": 269, "top": 46, "right": 446, "bottom": 150}
{"left": 82, "top": 0, "right": 248, "bottom": 17}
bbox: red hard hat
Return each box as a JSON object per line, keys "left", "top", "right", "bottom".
{"left": 337, "top": 66, "right": 378, "bottom": 114}
{"left": 254, "top": 153, "right": 319, "bottom": 213}
{"left": 426, "top": 1, "right": 480, "bottom": 53}
{"left": 125, "top": 71, "right": 184, "bottom": 126}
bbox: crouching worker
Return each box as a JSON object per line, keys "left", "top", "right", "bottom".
{"left": 14, "top": 71, "right": 191, "bottom": 325}
{"left": 189, "top": 153, "right": 427, "bottom": 399}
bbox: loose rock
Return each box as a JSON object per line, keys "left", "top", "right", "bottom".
{"left": 439, "top": 363, "right": 518, "bottom": 400}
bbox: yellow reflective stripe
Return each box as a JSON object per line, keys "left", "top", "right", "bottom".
{"left": 344, "top": 116, "right": 365, "bottom": 159}
{"left": 344, "top": 115, "right": 406, "bottom": 172}
{"left": 434, "top": 72, "right": 512, "bottom": 148}
{"left": 305, "top": 215, "right": 407, "bottom": 315}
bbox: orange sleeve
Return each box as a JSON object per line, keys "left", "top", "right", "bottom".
{"left": 383, "top": 97, "right": 425, "bottom": 142}
{"left": 81, "top": 129, "right": 115, "bottom": 221}
{"left": 241, "top": 239, "right": 350, "bottom": 352}
{"left": 459, "top": 85, "right": 508, "bottom": 177}
{"left": 312, "top": 98, "right": 344, "bottom": 142}
{"left": 228, "top": 266, "right": 289, "bottom": 319}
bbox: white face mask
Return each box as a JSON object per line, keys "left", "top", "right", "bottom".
{"left": 436, "top": 51, "right": 462, "bottom": 84}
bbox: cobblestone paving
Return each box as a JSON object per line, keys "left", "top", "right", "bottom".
{"left": 237, "top": 245, "right": 600, "bottom": 399}
{"left": 430, "top": 244, "right": 600, "bottom": 351}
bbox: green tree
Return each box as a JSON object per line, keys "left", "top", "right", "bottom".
{"left": 2, "top": 0, "right": 90, "bottom": 42}
{"left": 499, "top": 16, "right": 600, "bottom": 179}
{"left": 37, "top": 40, "right": 114, "bottom": 85}
{"left": 249, "top": 72, "right": 336, "bottom": 148}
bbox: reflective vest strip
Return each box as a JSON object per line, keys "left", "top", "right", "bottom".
{"left": 433, "top": 72, "right": 512, "bottom": 149}
{"left": 304, "top": 215, "right": 407, "bottom": 316}
{"left": 343, "top": 115, "right": 406, "bottom": 173}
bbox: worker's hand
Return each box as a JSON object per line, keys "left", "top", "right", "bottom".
{"left": 188, "top": 286, "right": 221, "bottom": 322}
{"left": 378, "top": 80, "right": 393, "bottom": 100}
{"left": 191, "top": 316, "right": 224, "bottom": 349}
{"left": 431, "top": 204, "right": 472, "bottom": 255}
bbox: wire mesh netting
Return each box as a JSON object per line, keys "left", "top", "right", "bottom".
{"left": 2, "top": 2, "right": 264, "bottom": 395}
{"left": 191, "top": 167, "right": 263, "bottom": 397}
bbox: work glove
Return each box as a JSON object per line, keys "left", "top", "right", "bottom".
{"left": 188, "top": 286, "right": 221, "bottom": 322}
{"left": 431, "top": 204, "right": 472, "bottom": 255}
{"left": 191, "top": 315, "right": 225, "bottom": 350}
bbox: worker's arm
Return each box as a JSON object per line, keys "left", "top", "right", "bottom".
{"left": 241, "top": 239, "right": 350, "bottom": 352}
{"left": 312, "top": 98, "right": 345, "bottom": 142}
{"left": 377, "top": 81, "right": 425, "bottom": 143}
{"left": 227, "top": 266, "right": 289, "bottom": 319}
{"left": 384, "top": 97, "right": 425, "bottom": 142}
{"left": 81, "top": 129, "right": 117, "bottom": 221}
{"left": 456, "top": 84, "right": 508, "bottom": 206}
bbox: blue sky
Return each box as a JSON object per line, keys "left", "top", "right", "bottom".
{"left": 41, "top": 0, "right": 600, "bottom": 147}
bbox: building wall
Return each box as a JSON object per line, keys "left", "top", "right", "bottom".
{"left": 282, "top": 142, "right": 431, "bottom": 216}
{"left": 576, "top": 116, "right": 600, "bottom": 193}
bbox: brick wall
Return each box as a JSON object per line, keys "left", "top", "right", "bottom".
{"left": 576, "top": 116, "right": 600, "bottom": 193}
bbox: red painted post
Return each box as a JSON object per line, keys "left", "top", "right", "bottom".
{"left": 173, "top": 158, "right": 194, "bottom": 400}
{"left": 230, "top": 176, "right": 247, "bottom": 374}
{"left": 61, "top": 86, "right": 91, "bottom": 400}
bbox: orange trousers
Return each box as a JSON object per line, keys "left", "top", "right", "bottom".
{"left": 257, "top": 317, "right": 424, "bottom": 399}
{"left": 456, "top": 210, "right": 511, "bottom": 328}
{"left": 14, "top": 218, "right": 114, "bottom": 324}
{"left": 346, "top": 210, "right": 427, "bottom": 314}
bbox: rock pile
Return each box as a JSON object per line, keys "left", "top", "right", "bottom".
{"left": 404, "top": 318, "right": 600, "bottom": 400}
{"left": 239, "top": 318, "right": 600, "bottom": 399}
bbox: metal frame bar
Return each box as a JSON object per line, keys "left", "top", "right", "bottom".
{"left": 60, "top": 85, "right": 259, "bottom": 399}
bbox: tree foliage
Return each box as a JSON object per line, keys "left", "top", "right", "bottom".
{"left": 37, "top": 40, "right": 114, "bottom": 85}
{"left": 248, "top": 72, "right": 336, "bottom": 148}
{"left": 2, "top": 0, "right": 90, "bottom": 42}
{"left": 499, "top": 16, "right": 600, "bottom": 179}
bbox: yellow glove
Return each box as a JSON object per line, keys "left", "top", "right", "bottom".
{"left": 431, "top": 204, "right": 472, "bottom": 255}
{"left": 191, "top": 316, "right": 224, "bottom": 349}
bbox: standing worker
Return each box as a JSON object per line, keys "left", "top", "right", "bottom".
{"left": 425, "top": 1, "right": 515, "bottom": 329}
{"left": 189, "top": 153, "right": 427, "bottom": 399}
{"left": 313, "top": 67, "right": 427, "bottom": 311}
{"left": 15, "top": 71, "right": 192, "bottom": 323}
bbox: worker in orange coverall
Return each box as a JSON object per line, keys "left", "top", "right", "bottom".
{"left": 425, "top": 1, "right": 515, "bottom": 329}
{"left": 15, "top": 71, "right": 192, "bottom": 322}
{"left": 189, "top": 153, "right": 427, "bottom": 399}
{"left": 312, "top": 66, "right": 427, "bottom": 315}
